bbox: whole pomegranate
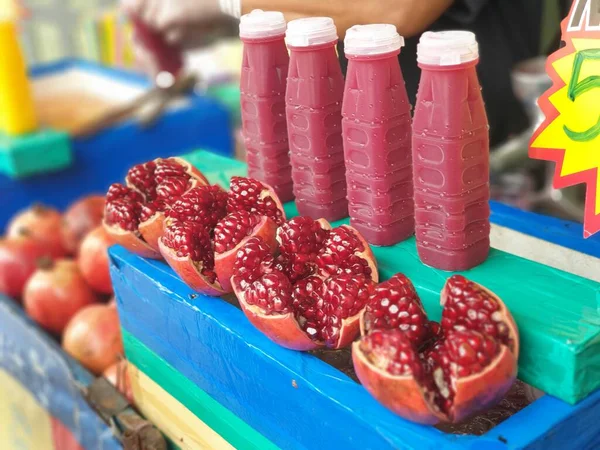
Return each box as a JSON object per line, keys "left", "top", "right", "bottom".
{"left": 103, "top": 360, "right": 134, "bottom": 404}
{"left": 63, "top": 304, "right": 123, "bottom": 375}
{"left": 61, "top": 195, "right": 105, "bottom": 255}
{"left": 7, "top": 204, "right": 67, "bottom": 258}
{"left": 352, "top": 274, "right": 519, "bottom": 425}
{"left": 232, "top": 216, "right": 378, "bottom": 350}
{"left": 103, "top": 158, "right": 209, "bottom": 258}
{"left": 159, "top": 177, "right": 284, "bottom": 296}
{"left": 23, "top": 259, "right": 99, "bottom": 335}
{"left": 0, "top": 232, "right": 51, "bottom": 299}
{"left": 78, "top": 226, "right": 114, "bottom": 295}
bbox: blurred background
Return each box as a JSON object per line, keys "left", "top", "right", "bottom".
{"left": 5, "top": 0, "right": 585, "bottom": 223}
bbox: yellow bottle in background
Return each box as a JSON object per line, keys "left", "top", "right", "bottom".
{"left": 0, "top": 19, "right": 38, "bottom": 136}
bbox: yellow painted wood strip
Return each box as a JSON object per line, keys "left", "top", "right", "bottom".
{"left": 0, "top": 369, "right": 54, "bottom": 449}
{"left": 128, "top": 363, "right": 234, "bottom": 450}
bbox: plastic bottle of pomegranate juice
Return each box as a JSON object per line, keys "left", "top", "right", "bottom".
{"left": 342, "top": 24, "right": 414, "bottom": 246}
{"left": 285, "top": 17, "right": 348, "bottom": 221}
{"left": 412, "top": 31, "right": 490, "bottom": 271}
{"left": 239, "top": 10, "right": 294, "bottom": 202}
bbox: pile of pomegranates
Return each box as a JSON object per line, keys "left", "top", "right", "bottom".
{"left": 1, "top": 195, "right": 125, "bottom": 383}
{"left": 352, "top": 273, "right": 519, "bottom": 424}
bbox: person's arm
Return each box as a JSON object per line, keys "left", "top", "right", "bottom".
{"left": 240, "top": 0, "right": 454, "bottom": 37}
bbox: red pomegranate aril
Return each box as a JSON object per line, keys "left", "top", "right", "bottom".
{"left": 353, "top": 275, "right": 519, "bottom": 425}
{"left": 245, "top": 271, "right": 293, "bottom": 315}
{"left": 360, "top": 329, "right": 425, "bottom": 379}
{"left": 214, "top": 211, "right": 262, "bottom": 254}
{"left": 104, "top": 183, "right": 160, "bottom": 258}
{"left": 361, "top": 274, "right": 430, "bottom": 346}
{"left": 227, "top": 177, "right": 286, "bottom": 226}
{"left": 159, "top": 220, "right": 224, "bottom": 296}
{"left": 318, "top": 274, "right": 375, "bottom": 347}
{"left": 232, "top": 236, "right": 275, "bottom": 287}
{"left": 126, "top": 160, "right": 157, "bottom": 199}
{"left": 275, "top": 217, "right": 331, "bottom": 282}
{"left": 316, "top": 225, "right": 378, "bottom": 282}
{"left": 167, "top": 185, "right": 229, "bottom": 230}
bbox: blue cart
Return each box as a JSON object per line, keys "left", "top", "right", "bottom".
{"left": 111, "top": 151, "right": 600, "bottom": 450}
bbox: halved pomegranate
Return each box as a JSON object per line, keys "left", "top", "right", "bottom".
{"left": 160, "top": 178, "right": 285, "bottom": 296}
{"left": 103, "top": 183, "right": 159, "bottom": 258}
{"left": 353, "top": 274, "right": 519, "bottom": 424}
{"left": 103, "top": 158, "right": 209, "bottom": 257}
{"left": 133, "top": 158, "right": 209, "bottom": 251}
{"left": 232, "top": 217, "right": 379, "bottom": 350}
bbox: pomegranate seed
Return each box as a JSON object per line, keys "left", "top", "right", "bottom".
{"left": 156, "top": 176, "right": 192, "bottom": 203}
{"left": 154, "top": 158, "right": 188, "bottom": 182}
{"left": 363, "top": 274, "right": 431, "bottom": 346}
{"left": 214, "top": 211, "right": 261, "bottom": 254}
{"left": 162, "top": 221, "right": 216, "bottom": 283}
{"left": 317, "top": 226, "right": 371, "bottom": 279}
{"left": 168, "top": 186, "right": 228, "bottom": 229}
{"left": 104, "top": 183, "right": 144, "bottom": 231}
{"left": 227, "top": 177, "right": 284, "bottom": 225}
{"left": 319, "top": 274, "right": 375, "bottom": 346}
{"left": 244, "top": 271, "right": 293, "bottom": 315}
{"left": 233, "top": 237, "right": 274, "bottom": 287}
{"left": 442, "top": 275, "right": 510, "bottom": 347}
{"left": 360, "top": 330, "right": 425, "bottom": 378}
{"left": 126, "top": 161, "right": 157, "bottom": 200}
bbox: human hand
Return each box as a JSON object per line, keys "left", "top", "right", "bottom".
{"left": 122, "top": 0, "right": 236, "bottom": 75}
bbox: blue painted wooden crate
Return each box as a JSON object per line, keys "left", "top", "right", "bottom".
{"left": 0, "top": 294, "right": 121, "bottom": 450}
{"left": 0, "top": 59, "right": 233, "bottom": 231}
{"left": 110, "top": 152, "right": 600, "bottom": 450}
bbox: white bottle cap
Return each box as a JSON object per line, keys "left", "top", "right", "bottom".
{"left": 285, "top": 17, "right": 338, "bottom": 47}
{"left": 239, "top": 9, "right": 287, "bottom": 39}
{"left": 344, "top": 24, "right": 404, "bottom": 56}
{"left": 417, "top": 31, "right": 479, "bottom": 66}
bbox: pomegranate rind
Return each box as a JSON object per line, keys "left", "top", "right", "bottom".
{"left": 158, "top": 239, "right": 225, "bottom": 297}
{"left": 234, "top": 281, "right": 320, "bottom": 351}
{"left": 449, "top": 345, "right": 518, "bottom": 423}
{"left": 335, "top": 314, "right": 363, "bottom": 350}
{"left": 215, "top": 216, "right": 278, "bottom": 293}
{"left": 170, "top": 157, "right": 210, "bottom": 186}
{"left": 352, "top": 341, "right": 441, "bottom": 425}
{"left": 258, "top": 180, "right": 287, "bottom": 223}
{"left": 138, "top": 213, "right": 164, "bottom": 253}
{"left": 103, "top": 220, "right": 161, "bottom": 259}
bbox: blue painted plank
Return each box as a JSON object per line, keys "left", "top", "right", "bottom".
{"left": 490, "top": 201, "right": 600, "bottom": 258}
{"left": 0, "top": 295, "right": 121, "bottom": 450}
{"left": 109, "top": 246, "right": 600, "bottom": 450}
{"left": 0, "top": 59, "right": 233, "bottom": 231}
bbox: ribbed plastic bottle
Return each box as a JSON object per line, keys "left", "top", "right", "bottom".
{"left": 342, "top": 24, "right": 414, "bottom": 246}
{"left": 412, "top": 31, "right": 490, "bottom": 271}
{"left": 239, "top": 10, "right": 294, "bottom": 202}
{"left": 285, "top": 17, "right": 348, "bottom": 221}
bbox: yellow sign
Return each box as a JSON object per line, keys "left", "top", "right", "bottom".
{"left": 0, "top": 369, "right": 54, "bottom": 450}
{"left": 530, "top": 0, "right": 600, "bottom": 237}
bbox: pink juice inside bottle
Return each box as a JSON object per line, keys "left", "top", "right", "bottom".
{"left": 239, "top": 10, "right": 294, "bottom": 202}
{"left": 412, "top": 31, "right": 490, "bottom": 271}
{"left": 342, "top": 24, "right": 414, "bottom": 246}
{"left": 285, "top": 17, "right": 348, "bottom": 221}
